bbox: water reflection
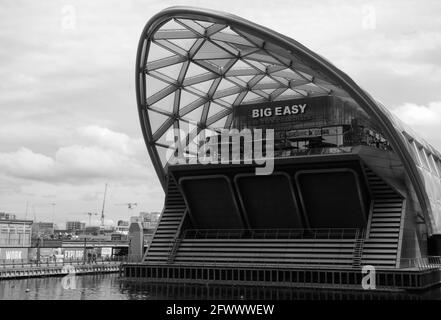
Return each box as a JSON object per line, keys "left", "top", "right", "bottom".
{"left": 0, "top": 274, "right": 440, "bottom": 300}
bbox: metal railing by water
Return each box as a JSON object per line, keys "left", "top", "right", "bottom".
{"left": 182, "top": 228, "right": 360, "bottom": 240}
{"left": 0, "top": 256, "right": 128, "bottom": 269}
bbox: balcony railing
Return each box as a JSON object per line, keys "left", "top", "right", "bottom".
{"left": 400, "top": 256, "right": 441, "bottom": 270}
{"left": 182, "top": 228, "right": 361, "bottom": 240}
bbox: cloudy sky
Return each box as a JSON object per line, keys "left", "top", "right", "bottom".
{"left": 1, "top": 0, "right": 441, "bottom": 226}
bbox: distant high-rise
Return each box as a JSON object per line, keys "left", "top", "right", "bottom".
{"left": 66, "top": 221, "right": 86, "bottom": 233}
{"left": 130, "top": 212, "right": 161, "bottom": 229}
{"left": 32, "top": 222, "right": 54, "bottom": 238}
{"left": 0, "top": 212, "right": 16, "bottom": 220}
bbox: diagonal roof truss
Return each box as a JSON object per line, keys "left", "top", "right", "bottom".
{"left": 140, "top": 16, "right": 337, "bottom": 169}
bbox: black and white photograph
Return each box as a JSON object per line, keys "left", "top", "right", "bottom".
{"left": 1, "top": 0, "right": 441, "bottom": 312}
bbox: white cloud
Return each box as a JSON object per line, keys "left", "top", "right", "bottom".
{"left": 391, "top": 101, "right": 441, "bottom": 149}
{"left": 0, "top": 124, "right": 163, "bottom": 223}
{"left": 0, "top": 147, "right": 55, "bottom": 180}
{"left": 0, "top": 126, "right": 151, "bottom": 183}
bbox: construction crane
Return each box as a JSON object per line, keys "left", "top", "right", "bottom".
{"left": 115, "top": 203, "right": 138, "bottom": 216}
{"left": 100, "top": 183, "right": 108, "bottom": 229}
{"left": 85, "top": 212, "right": 99, "bottom": 227}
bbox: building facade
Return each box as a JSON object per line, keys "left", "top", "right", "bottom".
{"left": 127, "top": 7, "right": 441, "bottom": 287}
{"left": 0, "top": 217, "right": 32, "bottom": 262}
{"left": 115, "top": 220, "right": 130, "bottom": 235}
{"left": 66, "top": 221, "right": 86, "bottom": 234}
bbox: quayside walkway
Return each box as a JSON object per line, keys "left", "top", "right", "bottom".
{"left": 0, "top": 258, "right": 124, "bottom": 280}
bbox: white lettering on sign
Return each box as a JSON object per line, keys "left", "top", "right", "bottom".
{"left": 64, "top": 250, "right": 83, "bottom": 259}
{"left": 251, "top": 104, "right": 307, "bottom": 118}
{"left": 5, "top": 251, "right": 22, "bottom": 260}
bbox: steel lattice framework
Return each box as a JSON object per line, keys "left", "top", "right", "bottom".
{"left": 136, "top": 6, "right": 441, "bottom": 235}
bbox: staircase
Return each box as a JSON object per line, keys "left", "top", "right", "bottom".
{"left": 172, "top": 237, "right": 358, "bottom": 267}
{"left": 352, "top": 229, "right": 365, "bottom": 268}
{"left": 143, "top": 176, "right": 187, "bottom": 263}
{"left": 167, "top": 237, "right": 182, "bottom": 263}
{"left": 361, "top": 165, "right": 405, "bottom": 268}
{"left": 143, "top": 164, "right": 405, "bottom": 269}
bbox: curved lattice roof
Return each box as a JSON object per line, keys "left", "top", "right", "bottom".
{"left": 136, "top": 6, "right": 441, "bottom": 234}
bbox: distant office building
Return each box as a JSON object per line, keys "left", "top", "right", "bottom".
{"left": 130, "top": 212, "right": 161, "bottom": 230}
{"left": 0, "top": 219, "right": 32, "bottom": 247}
{"left": 115, "top": 220, "right": 130, "bottom": 235}
{"left": 0, "top": 212, "right": 16, "bottom": 220}
{"left": 0, "top": 217, "right": 32, "bottom": 262}
{"left": 129, "top": 212, "right": 161, "bottom": 247}
{"left": 32, "top": 222, "right": 54, "bottom": 238}
{"left": 84, "top": 226, "right": 100, "bottom": 235}
{"left": 66, "top": 221, "right": 86, "bottom": 233}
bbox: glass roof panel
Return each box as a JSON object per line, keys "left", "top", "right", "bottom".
{"left": 182, "top": 105, "right": 204, "bottom": 123}
{"left": 193, "top": 41, "right": 235, "bottom": 60}
{"left": 256, "top": 76, "right": 279, "bottom": 85}
{"left": 180, "top": 90, "right": 202, "bottom": 108}
{"left": 186, "top": 62, "right": 211, "bottom": 77}
{"left": 156, "top": 145, "right": 176, "bottom": 168}
{"left": 168, "top": 38, "right": 198, "bottom": 51}
{"left": 210, "top": 116, "right": 228, "bottom": 129}
{"left": 195, "top": 20, "right": 214, "bottom": 28}
{"left": 156, "top": 124, "right": 177, "bottom": 147}
{"left": 147, "top": 42, "right": 175, "bottom": 62}
{"left": 228, "top": 59, "right": 254, "bottom": 72}
{"left": 216, "top": 93, "right": 240, "bottom": 105}
{"left": 207, "top": 102, "right": 227, "bottom": 119}
{"left": 243, "top": 59, "right": 268, "bottom": 72}
{"left": 205, "top": 58, "right": 236, "bottom": 69}
{"left": 242, "top": 91, "right": 264, "bottom": 103}
{"left": 210, "top": 32, "right": 256, "bottom": 48}
{"left": 233, "top": 29, "right": 265, "bottom": 47}
{"left": 271, "top": 68, "right": 306, "bottom": 81}
{"left": 189, "top": 79, "right": 215, "bottom": 93}
{"left": 147, "top": 109, "right": 171, "bottom": 134}
{"left": 149, "top": 92, "right": 175, "bottom": 114}
{"left": 211, "top": 40, "right": 239, "bottom": 55}
{"left": 156, "top": 62, "right": 183, "bottom": 81}
{"left": 216, "top": 78, "right": 238, "bottom": 91}
{"left": 176, "top": 19, "right": 205, "bottom": 34}
{"left": 245, "top": 51, "right": 283, "bottom": 65}
{"left": 159, "top": 19, "right": 187, "bottom": 31}
{"left": 146, "top": 74, "right": 170, "bottom": 98}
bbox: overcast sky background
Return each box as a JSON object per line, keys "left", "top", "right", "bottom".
{"left": 1, "top": 0, "right": 441, "bottom": 227}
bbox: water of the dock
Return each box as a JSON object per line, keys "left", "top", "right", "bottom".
{"left": 1, "top": 273, "right": 441, "bottom": 299}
